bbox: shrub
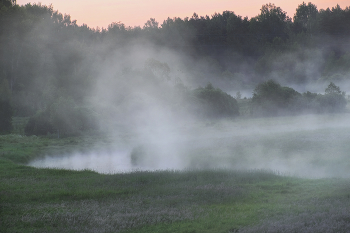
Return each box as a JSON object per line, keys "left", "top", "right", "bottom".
{"left": 74, "top": 106, "right": 99, "bottom": 131}
{"left": 0, "top": 100, "right": 13, "bottom": 133}
{"left": 251, "top": 81, "right": 347, "bottom": 116}
{"left": 317, "top": 92, "right": 347, "bottom": 113}
{"left": 24, "top": 111, "right": 54, "bottom": 136}
{"left": 0, "top": 79, "right": 12, "bottom": 133}
{"left": 130, "top": 145, "right": 156, "bottom": 167}
{"left": 192, "top": 83, "right": 239, "bottom": 118}
{"left": 24, "top": 97, "right": 99, "bottom": 136}
{"left": 305, "top": 82, "right": 347, "bottom": 113}
{"left": 49, "top": 97, "right": 81, "bottom": 135}
{"left": 251, "top": 80, "right": 301, "bottom": 116}
{"left": 48, "top": 97, "right": 98, "bottom": 136}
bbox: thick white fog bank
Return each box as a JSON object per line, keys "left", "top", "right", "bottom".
{"left": 29, "top": 150, "right": 132, "bottom": 174}
{"left": 29, "top": 113, "right": 350, "bottom": 178}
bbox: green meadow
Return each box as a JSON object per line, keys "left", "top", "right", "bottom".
{"left": 2, "top": 158, "right": 350, "bottom": 233}
{"left": 2, "top": 114, "right": 350, "bottom": 232}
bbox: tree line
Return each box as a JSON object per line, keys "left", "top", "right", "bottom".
{"left": 251, "top": 81, "right": 347, "bottom": 116}
{"left": 1, "top": 0, "right": 350, "bottom": 134}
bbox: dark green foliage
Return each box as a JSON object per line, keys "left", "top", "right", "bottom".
{"left": 252, "top": 3, "right": 292, "bottom": 43}
{"left": 318, "top": 5, "right": 350, "bottom": 36}
{"left": 0, "top": 78, "right": 13, "bottom": 133}
{"left": 0, "top": 100, "right": 13, "bottom": 133}
{"left": 24, "top": 98, "right": 98, "bottom": 136}
{"left": 307, "top": 82, "right": 347, "bottom": 113}
{"left": 293, "top": 2, "right": 318, "bottom": 34}
{"left": 130, "top": 145, "right": 158, "bottom": 167}
{"left": 252, "top": 81, "right": 347, "bottom": 116}
{"left": 318, "top": 93, "right": 347, "bottom": 113}
{"left": 24, "top": 111, "right": 54, "bottom": 136}
{"left": 49, "top": 97, "right": 82, "bottom": 136}
{"left": 325, "top": 82, "right": 342, "bottom": 94}
{"left": 75, "top": 106, "right": 99, "bottom": 131}
{"left": 251, "top": 80, "right": 301, "bottom": 116}
{"left": 193, "top": 83, "right": 239, "bottom": 118}
{"left": 0, "top": 0, "right": 13, "bottom": 8}
{"left": 2, "top": 2, "right": 350, "bottom": 125}
{"left": 0, "top": 79, "right": 13, "bottom": 133}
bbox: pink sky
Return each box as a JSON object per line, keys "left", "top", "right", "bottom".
{"left": 17, "top": 0, "right": 348, "bottom": 29}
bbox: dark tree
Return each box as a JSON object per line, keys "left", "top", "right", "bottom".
{"left": 0, "top": 100, "right": 12, "bottom": 133}
{"left": 320, "top": 82, "right": 347, "bottom": 113}
{"left": 293, "top": 2, "right": 318, "bottom": 34}
{"left": 193, "top": 83, "right": 239, "bottom": 118}
{"left": 0, "top": 79, "right": 12, "bottom": 133}
{"left": 318, "top": 5, "right": 350, "bottom": 36}
{"left": 24, "top": 111, "right": 54, "bottom": 136}
{"left": 325, "top": 82, "right": 341, "bottom": 94}
{"left": 251, "top": 3, "right": 292, "bottom": 43}
{"left": 251, "top": 81, "right": 347, "bottom": 116}
{"left": 251, "top": 80, "right": 301, "bottom": 116}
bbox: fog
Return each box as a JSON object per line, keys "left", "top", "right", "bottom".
{"left": 29, "top": 111, "right": 350, "bottom": 178}
{"left": 24, "top": 25, "right": 350, "bottom": 178}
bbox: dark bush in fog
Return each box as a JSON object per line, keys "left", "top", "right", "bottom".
{"left": 251, "top": 80, "right": 302, "bottom": 116}
{"left": 25, "top": 111, "right": 54, "bottom": 136}
{"left": 251, "top": 81, "right": 347, "bottom": 116}
{"left": 130, "top": 145, "right": 157, "bottom": 167}
{"left": 316, "top": 92, "right": 347, "bottom": 113}
{"left": 47, "top": 97, "right": 77, "bottom": 135}
{"left": 0, "top": 100, "right": 13, "bottom": 133}
{"left": 192, "top": 83, "right": 240, "bottom": 118}
{"left": 25, "top": 98, "right": 99, "bottom": 136}
{"left": 306, "top": 82, "right": 347, "bottom": 113}
{"left": 0, "top": 79, "right": 13, "bottom": 133}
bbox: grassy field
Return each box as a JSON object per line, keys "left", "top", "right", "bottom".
{"left": 2, "top": 158, "right": 350, "bottom": 233}
{"left": 2, "top": 114, "right": 350, "bottom": 232}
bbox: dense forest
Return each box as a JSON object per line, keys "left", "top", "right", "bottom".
{"left": 1, "top": 0, "right": 350, "bottom": 134}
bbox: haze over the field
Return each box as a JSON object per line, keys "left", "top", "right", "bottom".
{"left": 3, "top": 1, "right": 349, "bottom": 178}
{"left": 27, "top": 13, "right": 350, "bottom": 178}
{"left": 30, "top": 112, "right": 350, "bottom": 178}
{"left": 24, "top": 29, "right": 350, "bottom": 178}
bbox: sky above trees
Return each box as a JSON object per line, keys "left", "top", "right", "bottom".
{"left": 16, "top": 0, "right": 347, "bottom": 28}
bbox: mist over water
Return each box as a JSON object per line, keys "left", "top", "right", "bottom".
{"left": 29, "top": 113, "right": 350, "bottom": 178}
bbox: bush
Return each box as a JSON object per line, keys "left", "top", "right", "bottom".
{"left": 192, "top": 83, "right": 239, "bottom": 118}
{"left": 0, "top": 100, "right": 13, "bottom": 133}
{"left": 251, "top": 81, "right": 347, "bottom": 116}
{"left": 0, "top": 79, "right": 13, "bottom": 133}
{"left": 251, "top": 80, "right": 301, "bottom": 116}
{"left": 130, "top": 145, "right": 158, "bottom": 167}
{"left": 24, "top": 97, "right": 99, "bottom": 136}
{"left": 317, "top": 92, "right": 347, "bottom": 113}
{"left": 49, "top": 97, "right": 81, "bottom": 135}
{"left": 303, "top": 82, "right": 347, "bottom": 113}
{"left": 74, "top": 106, "right": 99, "bottom": 131}
{"left": 24, "top": 111, "right": 54, "bottom": 136}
